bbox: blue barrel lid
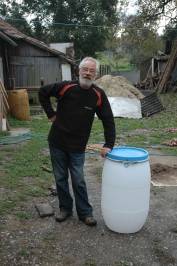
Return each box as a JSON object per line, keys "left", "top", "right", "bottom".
{"left": 106, "top": 146, "right": 149, "bottom": 162}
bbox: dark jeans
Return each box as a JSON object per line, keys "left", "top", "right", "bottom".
{"left": 49, "top": 145, "right": 93, "bottom": 218}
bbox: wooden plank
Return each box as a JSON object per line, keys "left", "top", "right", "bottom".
{"left": 0, "top": 80, "right": 9, "bottom": 111}
{"left": 0, "top": 88, "right": 10, "bottom": 131}
{"left": 157, "top": 40, "right": 177, "bottom": 93}
{"left": 0, "top": 57, "right": 4, "bottom": 83}
{"left": 0, "top": 91, "right": 3, "bottom": 131}
{"left": 0, "top": 79, "right": 10, "bottom": 131}
{"left": 0, "top": 79, "right": 7, "bottom": 97}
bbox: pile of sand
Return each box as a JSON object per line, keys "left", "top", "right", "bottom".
{"left": 95, "top": 75, "right": 144, "bottom": 99}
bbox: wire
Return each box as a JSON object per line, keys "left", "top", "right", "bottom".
{"left": 3, "top": 16, "right": 177, "bottom": 31}
{"left": 4, "top": 17, "right": 114, "bottom": 29}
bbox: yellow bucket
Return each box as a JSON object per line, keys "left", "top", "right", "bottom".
{"left": 8, "top": 89, "right": 30, "bottom": 121}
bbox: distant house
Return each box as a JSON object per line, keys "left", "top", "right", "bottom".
{"left": 50, "top": 42, "right": 75, "bottom": 81}
{"left": 50, "top": 42, "right": 74, "bottom": 57}
{"left": 0, "top": 18, "right": 75, "bottom": 91}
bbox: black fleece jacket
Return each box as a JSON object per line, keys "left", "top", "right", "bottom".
{"left": 38, "top": 80, "right": 115, "bottom": 152}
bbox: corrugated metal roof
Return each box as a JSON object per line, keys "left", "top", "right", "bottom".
{"left": 0, "top": 18, "right": 74, "bottom": 64}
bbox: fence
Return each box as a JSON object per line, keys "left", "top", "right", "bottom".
{"left": 99, "top": 65, "right": 111, "bottom": 77}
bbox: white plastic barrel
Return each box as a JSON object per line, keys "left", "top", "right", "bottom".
{"left": 101, "top": 146, "right": 151, "bottom": 233}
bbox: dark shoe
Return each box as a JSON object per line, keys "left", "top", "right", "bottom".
{"left": 55, "top": 210, "right": 72, "bottom": 222}
{"left": 80, "top": 216, "right": 97, "bottom": 226}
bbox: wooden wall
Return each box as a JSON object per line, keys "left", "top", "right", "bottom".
{"left": 9, "top": 56, "right": 62, "bottom": 87}
{"left": 7, "top": 40, "right": 69, "bottom": 87}
{"left": 0, "top": 39, "right": 71, "bottom": 89}
{"left": 9, "top": 40, "right": 54, "bottom": 57}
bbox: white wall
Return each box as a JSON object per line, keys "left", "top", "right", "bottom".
{"left": 49, "top": 43, "right": 73, "bottom": 81}
{"left": 61, "top": 64, "right": 72, "bottom": 81}
{"left": 50, "top": 43, "right": 73, "bottom": 54}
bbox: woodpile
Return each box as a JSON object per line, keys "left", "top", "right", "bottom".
{"left": 135, "top": 74, "right": 159, "bottom": 91}
{"left": 137, "top": 40, "right": 177, "bottom": 93}
{"left": 163, "top": 138, "right": 177, "bottom": 147}
{"left": 135, "top": 61, "right": 160, "bottom": 91}
{"left": 0, "top": 80, "right": 10, "bottom": 131}
{"left": 157, "top": 39, "right": 177, "bottom": 93}
{"left": 86, "top": 144, "right": 103, "bottom": 152}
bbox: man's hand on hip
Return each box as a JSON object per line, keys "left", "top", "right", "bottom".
{"left": 100, "top": 147, "right": 111, "bottom": 158}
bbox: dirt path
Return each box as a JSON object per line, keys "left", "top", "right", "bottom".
{"left": 0, "top": 150, "right": 177, "bottom": 266}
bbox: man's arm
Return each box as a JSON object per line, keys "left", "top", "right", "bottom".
{"left": 38, "top": 81, "right": 69, "bottom": 120}
{"left": 96, "top": 90, "right": 116, "bottom": 157}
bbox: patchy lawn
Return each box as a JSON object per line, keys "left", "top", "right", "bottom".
{"left": 0, "top": 93, "right": 177, "bottom": 265}
{"left": 1, "top": 93, "right": 177, "bottom": 215}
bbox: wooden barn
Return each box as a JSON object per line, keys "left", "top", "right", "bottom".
{"left": 0, "top": 18, "right": 75, "bottom": 91}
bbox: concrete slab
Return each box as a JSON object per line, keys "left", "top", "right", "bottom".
{"left": 35, "top": 203, "right": 54, "bottom": 218}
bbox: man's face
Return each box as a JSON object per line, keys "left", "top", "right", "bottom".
{"left": 79, "top": 60, "right": 97, "bottom": 88}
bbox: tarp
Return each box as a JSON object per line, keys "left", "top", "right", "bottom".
{"left": 108, "top": 97, "right": 142, "bottom": 119}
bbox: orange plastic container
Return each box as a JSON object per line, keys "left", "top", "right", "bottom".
{"left": 8, "top": 89, "right": 30, "bottom": 121}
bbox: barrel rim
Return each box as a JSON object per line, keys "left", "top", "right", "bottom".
{"left": 106, "top": 146, "right": 149, "bottom": 162}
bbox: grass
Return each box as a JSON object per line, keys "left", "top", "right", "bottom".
{"left": 0, "top": 116, "right": 52, "bottom": 214}
{"left": 0, "top": 93, "right": 177, "bottom": 214}
{"left": 0, "top": 131, "right": 9, "bottom": 137}
{"left": 15, "top": 210, "right": 32, "bottom": 220}
{"left": 90, "top": 93, "right": 177, "bottom": 155}
{"left": 114, "top": 261, "right": 133, "bottom": 266}
{"left": 114, "top": 58, "right": 135, "bottom": 72}
{"left": 84, "top": 260, "right": 97, "bottom": 266}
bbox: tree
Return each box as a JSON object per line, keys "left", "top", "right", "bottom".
{"left": 131, "top": 1, "right": 177, "bottom": 50}
{"left": 137, "top": 0, "right": 175, "bottom": 24}
{"left": 0, "top": 0, "right": 120, "bottom": 58}
{"left": 0, "top": 0, "right": 32, "bottom": 35}
{"left": 120, "top": 15, "right": 163, "bottom": 66}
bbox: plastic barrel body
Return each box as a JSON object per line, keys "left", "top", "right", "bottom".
{"left": 101, "top": 147, "right": 151, "bottom": 233}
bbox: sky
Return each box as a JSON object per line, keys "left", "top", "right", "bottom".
{"left": 125, "top": 0, "right": 139, "bottom": 15}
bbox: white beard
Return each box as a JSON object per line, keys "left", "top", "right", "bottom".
{"left": 79, "top": 77, "right": 93, "bottom": 89}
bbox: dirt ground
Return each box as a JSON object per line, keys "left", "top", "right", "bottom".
{"left": 0, "top": 149, "right": 177, "bottom": 266}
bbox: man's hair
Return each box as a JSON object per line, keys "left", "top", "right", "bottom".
{"left": 79, "top": 57, "right": 100, "bottom": 73}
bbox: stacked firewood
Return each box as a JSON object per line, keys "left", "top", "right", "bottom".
{"left": 0, "top": 80, "right": 9, "bottom": 131}
{"left": 135, "top": 75, "right": 160, "bottom": 91}
{"left": 163, "top": 138, "right": 177, "bottom": 147}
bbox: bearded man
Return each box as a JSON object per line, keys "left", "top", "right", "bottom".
{"left": 39, "top": 57, "right": 115, "bottom": 226}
